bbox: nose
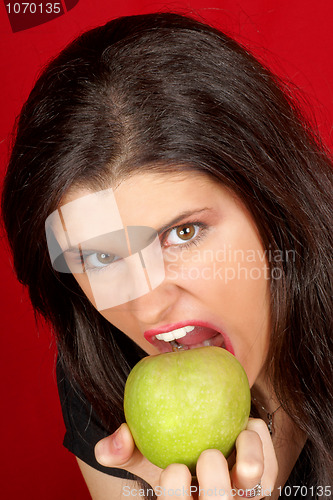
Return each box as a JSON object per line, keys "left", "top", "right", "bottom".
{"left": 128, "top": 280, "right": 182, "bottom": 326}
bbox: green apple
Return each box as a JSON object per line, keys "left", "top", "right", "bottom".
{"left": 124, "top": 346, "right": 251, "bottom": 474}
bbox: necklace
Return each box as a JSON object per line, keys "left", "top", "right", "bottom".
{"left": 252, "top": 397, "right": 282, "bottom": 436}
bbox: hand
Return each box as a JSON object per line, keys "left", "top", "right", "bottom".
{"left": 228, "top": 418, "right": 278, "bottom": 498}
{"left": 158, "top": 419, "right": 278, "bottom": 499}
{"left": 94, "top": 423, "right": 163, "bottom": 491}
{"left": 95, "top": 418, "right": 278, "bottom": 498}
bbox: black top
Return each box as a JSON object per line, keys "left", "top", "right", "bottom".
{"left": 56, "top": 360, "right": 318, "bottom": 498}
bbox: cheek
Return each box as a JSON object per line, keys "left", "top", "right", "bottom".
{"left": 231, "top": 277, "right": 270, "bottom": 387}
{"left": 174, "top": 233, "right": 271, "bottom": 384}
{"left": 99, "top": 308, "right": 158, "bottom": 355}
{"left": 237, "top": 308, "right": 271, "bottom": 387}
{"left": 98, "top": 305, "right": 140, "bottom": 340}
{"left": 212, "top": 276, "right": 270, "bottom": 386}
{"left": 99, "top": 306, "right": 131, "bottom": 328}
{"left": 73, "top": 273, "right": 97, "bottom": 308}
{"left": 215, "top": 264, "right": 270, "bottom": 381}
{"left": 73, "top": 271, "right": 142, "bottom": 339}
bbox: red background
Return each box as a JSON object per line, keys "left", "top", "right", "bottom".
{"left": 0, "top": 1, "right": 332, "bottom": 498}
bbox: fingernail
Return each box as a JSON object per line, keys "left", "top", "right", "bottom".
{"left": 95, "top": 428, "right": 122, "bottom": 463}
{"left": 110, "top": 427, "right": 122, "bottom": 451}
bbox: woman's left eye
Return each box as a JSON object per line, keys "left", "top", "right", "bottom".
{"left": 165, "top": 223, "right": 200, "bottom": 246}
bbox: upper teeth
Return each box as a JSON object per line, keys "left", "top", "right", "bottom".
{"left": 156, "top": 326, "right": 195, "bottom": 342}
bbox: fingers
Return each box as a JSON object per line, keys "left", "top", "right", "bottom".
{"left": 157, "top": 451, "right": 231, "bottom": 499}
{"left": 230, "top": 429, "right": 264, "bottom": 496}
{"left": 246, "top": 418, "right": 278, "bottom": 495}
{"left": 157, "top": 464, "right": 193, "bottom": 499}
{"left": 196, "top": 449, "right": 232, "bottom": 498}
{"left": 94, "top": 423, "right": 162, "bottom": 489}
{"left": 94, "top": 418, "right": 278, "bottom": 499}
{"left": 95, "top": 425, "right": 195, "bottom": 497}
{"left": 95, "top": 423, "right": 135, "bottom": 467}
{"left": 230, "top": 418, "right": 278, "bottom": 498}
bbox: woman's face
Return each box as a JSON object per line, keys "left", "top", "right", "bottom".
{"left": 61, "top": 172, "right": 271, "bottom": 388}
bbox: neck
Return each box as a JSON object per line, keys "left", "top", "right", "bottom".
{"left": 252, "top": 377, "right": 306, "bottom": 499}
{"left": 251, "top": 373, "right": 279, "bottom": 415}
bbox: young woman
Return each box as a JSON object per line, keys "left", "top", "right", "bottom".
{"left": 2, "top": 12, "right": 332, "bottom": 499}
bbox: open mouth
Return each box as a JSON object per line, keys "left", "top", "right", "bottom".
{"left": 144, "top": 322, "right": 234, "bottom": 355}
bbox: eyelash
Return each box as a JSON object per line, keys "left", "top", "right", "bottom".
{"left": 160, "top": 221, "right": 208, "bottom": 250}
{"left": 68, "top": 251, "right": 119, "bottom": 274}
{"left": 75, "top": 221, "right": 208, "bottom": 274}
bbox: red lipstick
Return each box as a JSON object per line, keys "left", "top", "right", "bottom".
{"left": 144, "top": 320, "right": 234, "bottom": 355}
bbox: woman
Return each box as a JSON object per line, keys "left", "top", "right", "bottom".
{"left": 2, "top": 12, "right": 332, "bottom": 499}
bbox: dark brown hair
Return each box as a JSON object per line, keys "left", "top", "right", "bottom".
{"left": 2, "top": 12, "right": 332, "bottom": 489}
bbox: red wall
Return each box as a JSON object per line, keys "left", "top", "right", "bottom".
{"left": 0, "top": 1, "right": 332, "bottom": 498}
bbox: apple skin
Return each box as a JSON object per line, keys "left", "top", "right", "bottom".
{"left": 124, "top": 346, "right": 251, "bottom": 474}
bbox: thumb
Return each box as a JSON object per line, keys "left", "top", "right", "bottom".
{"left": 94, "top": 423, "right": 163, "bottom": 489}
{"left": 95, "top": 423, "right": 135, "bottom": 467}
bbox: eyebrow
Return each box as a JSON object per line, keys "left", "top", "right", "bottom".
{"left": 64, "top": 247, "right": 117, "bottom": 256}
{"left": 64, "top": 244, "right": 126, "bottom": 256}
{"left": 156, "top": 208, "right": 212, "bottom": 234}
{"left": 62, "top": 208, "right": 212, "bottom": 254}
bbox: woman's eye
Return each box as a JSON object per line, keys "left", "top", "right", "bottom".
{"left": 85, "top": 252, "right": 119, "bottom": 269}
{"left": 165, "top": 223, "right": 200, "bottom": 246}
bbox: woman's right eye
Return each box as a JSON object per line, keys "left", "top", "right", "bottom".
{"left": 84, "top": 252, "right": 119, "bottom": 269}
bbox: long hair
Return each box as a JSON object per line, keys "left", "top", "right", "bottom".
{"left": 2, "top": 12, "right": 332, "bottom": 487}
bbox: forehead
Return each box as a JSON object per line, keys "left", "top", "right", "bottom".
{"left": 61, "top": 171, "right": 205, "bottom": 203}
{"left": 59, "top": 171, "right": 224, "bottom": 227}
{"left": 59, "top": 188, "right": 123, "bottom": 245}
